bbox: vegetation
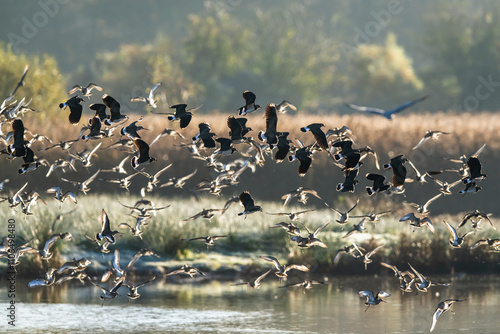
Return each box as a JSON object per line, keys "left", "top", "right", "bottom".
{"left": 3, "top": 1, "right": 500, "bottom": 112}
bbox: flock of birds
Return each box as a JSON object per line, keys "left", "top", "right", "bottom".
{"left": 0, "top": 64, "right": 497, "bottom": 332}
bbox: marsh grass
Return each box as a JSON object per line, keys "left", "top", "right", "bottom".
{"left": 3, "top": 194, "right": 499, "bottom": 277}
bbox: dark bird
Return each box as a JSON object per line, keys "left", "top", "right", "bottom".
{"left": 82, "top": 116, "right": 106, "bottom": 140}
{"left": 358, "top": 290, "right": 390, "bottom": 311}
{"left": 166, "top": 104, "right": 193, "bottom": 129}
{"left": 383, "top": 154, "right": 408, "bottom": 187}
{"left": 68, "top": 83, "right": 103, "bottom": 98}
{"left": 430, "top": 299, "right": 466, "bottom": 332}
{"left": 8, "top": 118, "right": 27, "bottom": 158}
{"left": 332, "top": 140, "right": 356, "bottom": 161}
{"left": 227, "top": 115, "right": 252, "bottom": 142}
{"left": 462, "top": 156, "right": 486, "bottom": 184}
{"left": 59, "top": 95, "right": 84, "bottom": 124}
{"left": 131, "top": 138, "right": 156, "bottom": 169}
{"left": 258, "top": 104, "right": 278, "bottom": 146}
{"left": 457, "top": 181, "right": 482, "bottom": 195}
{"left": 192, "top": 123, "right": 216, "bottom": 148}
{"left": 288, "top": 146, "right": 313, "bottom": 177}
{"left": 232, "top": 269, "right": 272, "bottom": 289}
{"left": 337, "top": 169, "right": 359, "bottom": 192}
{"left": 96, "top": 209, "right": 119, "bottom": 244}
{"left": 120, "top": 118, "right": 147, "bottom": 140}
{"left": 345, "top": 95, "right": 428, "bottom": 119}
{"left": 238, "top": 90, "right": 261, "bottom": 116}
{"left": 18, "top": 147, "right": 43, "bottom": 174}
{"left": 130, "top": 82, "right": 162, "bottom": 108}
{"left": 238, "top": 191, "right": 262, "bottom": 217}
{"left": 365, "top": 173, "right": 390, "bottom": 195}
{"left": 300, "top": 123, "right": 328, "bottom": 151}
{"left": 275, "top": 132, "right": 292, "bottom": 162}
{"left": 102, "top": 94, "right": 128, "bottom": 126}
{"left": 89, "top": 103, "right": 108, "bottom": 121}
{"left": 213, "top": 137, "right": 236, "bottom": 157}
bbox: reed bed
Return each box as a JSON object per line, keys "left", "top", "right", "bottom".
{"left": 3, "top": 193, "right": 499, "bottom": 277}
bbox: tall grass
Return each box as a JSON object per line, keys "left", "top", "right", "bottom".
{"left": 2, "top": 193, "right": 499, "bottom": 277}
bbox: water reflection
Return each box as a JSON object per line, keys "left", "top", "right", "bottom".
{"left": 1, "top": 276, "right": 500, "bottom": 333}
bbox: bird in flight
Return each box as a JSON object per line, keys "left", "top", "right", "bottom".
{"left": 344, "top": 95, "right": 428, "bottom": 119}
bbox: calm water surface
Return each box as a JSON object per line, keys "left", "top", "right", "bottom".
{"left": 1, "top": 275, "right": 499, "bottom": 333}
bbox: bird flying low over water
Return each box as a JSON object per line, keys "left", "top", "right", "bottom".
{"left": 358, "top": 290, "right": 390, "bottom": 311}
{"left": 344, "top": 95, "right": 428, "bottom": 119}
{"left": 232, "top": 269, "right": 272, "bottom": 289}
{"left": 259, "top": 255, "right": 309, "bottom": 278}
{"left": 430, "top": 299, "right": 466, "bottom": 332}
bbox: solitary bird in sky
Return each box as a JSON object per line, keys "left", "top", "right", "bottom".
{"left": 344, "top": 95, "right": 428, "bottom": 119}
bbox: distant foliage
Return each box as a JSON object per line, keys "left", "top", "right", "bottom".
{"left": 346, "top": 33, "right": 424, "bottom": 105}
{"left": 0, "top": 43, "right": 66, "bottom": 116}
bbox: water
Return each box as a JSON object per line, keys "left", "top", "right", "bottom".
{"left": 1, "top": 275, "right": 500, "bottom": 333}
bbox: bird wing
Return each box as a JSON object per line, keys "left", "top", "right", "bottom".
{"left": 285, "top": 264, "right": 309, "bottom": 273}
{"left": 366, "top": 244, "right": 384, "bottom": 258}
{"left": 112, "top": 249, "right": 122, "bottom": 274}
{"left": 344, "top": 103, "right": 385, "bottom": 115}
{"left": 83, "top": 169, "right": 100, "bottom": 186}
{"left": 389, "top": 95, "right": 428, "bottom": 115}
{"left": 43, "top": 234, "right": 60, "bottom": 255}
{"left": 313, "top": 221, "right": 330, "bottom": 237}
{"left": 259, "top": 255, "right": 282, "bottom": 270}
{"left": 430, "top": 306, "right": 444, "bottom": 332}
{"left": 443, "top": 221, "right": 458, "bottom": 240}
{"left": 255, "top": 269, "right": 272, "bottom": 284}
